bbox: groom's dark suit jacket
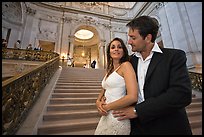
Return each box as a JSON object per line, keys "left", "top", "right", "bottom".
{"left": 129, "top": 48, "right": 192, "bottom": 135}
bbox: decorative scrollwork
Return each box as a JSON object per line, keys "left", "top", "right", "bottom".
{"left": 3, "top": 98, "right": 15, "bottom": 128}
{"left": 189, "top": 72, "right": 202, "bottom": 91}
{"left": 26, "top": 7, "right": 36, "bottom": 15}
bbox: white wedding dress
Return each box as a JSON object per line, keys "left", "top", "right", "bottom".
{"left": 94, "top": 67, "right": 130, "bottom": 135}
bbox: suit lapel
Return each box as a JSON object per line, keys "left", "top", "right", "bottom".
{"left": 130, "top": 52, "right": 163, "bottom": 83}
{"left": 130, "top": 55, "right": 138, "bottom": 80}
{"left": 145, "top": 52, "right": 163, "bottom": 82}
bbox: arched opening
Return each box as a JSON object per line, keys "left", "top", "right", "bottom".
{"left": 39, "top": 40, "right": 55, "bottom": 52}
{"left": 72, "top": 25, "right": 100, "bottom": 68}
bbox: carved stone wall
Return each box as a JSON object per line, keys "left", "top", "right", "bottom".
{"left": 2, "top": 2, "right": 202, "bottom": 68}
{"left": 2, "top": 2, "right": 22, "bottom": 24}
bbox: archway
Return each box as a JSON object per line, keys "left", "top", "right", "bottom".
{"left": 72, "top": 25, "right": 100, "bottom": 68}
{"left": 39, "top": 40, "right": 55, "bottom": 52}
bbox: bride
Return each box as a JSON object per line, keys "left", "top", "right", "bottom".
{"left": 94, "top": 37, "right": 138, "bottom": 135}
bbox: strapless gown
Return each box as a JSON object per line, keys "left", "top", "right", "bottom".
{"left": 94, "top": 70, "right": 130, "bottom": 135}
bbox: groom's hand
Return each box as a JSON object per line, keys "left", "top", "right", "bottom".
{"left": 112, "top": 106, "right": 137, "bottom": 120}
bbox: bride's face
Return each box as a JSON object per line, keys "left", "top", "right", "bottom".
{"left": 110, "top": 40, "right": 124, "bottom": 60}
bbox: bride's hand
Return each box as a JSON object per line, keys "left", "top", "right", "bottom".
{"left": 96, "top": 97, "right": 108, "bottom": 116}
{"left": 102, "top": 104, "right": 110, "bottom": 112}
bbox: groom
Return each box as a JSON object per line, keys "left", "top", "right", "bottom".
{"left": 110, "top": 16, "right": 192, "bottom": 135}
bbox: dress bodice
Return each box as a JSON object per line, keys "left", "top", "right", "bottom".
{"left": 102, "top": 70, "right": 126, "bottom": 104}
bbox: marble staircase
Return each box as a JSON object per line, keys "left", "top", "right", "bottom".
{"left": 37, "top": 67, "right": 105, "bottom": 135}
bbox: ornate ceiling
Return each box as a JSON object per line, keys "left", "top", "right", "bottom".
{"left": 108, "top": 2, "right": 136, "bottom": 9}
{"left": 49, "top": 2, "right": 136, "bottom": 9}
{"left": 2, "top": 2, "right": 141, "bottom": 49}
{"left": 79, "top": 2, "right": 136, "bottom": 9}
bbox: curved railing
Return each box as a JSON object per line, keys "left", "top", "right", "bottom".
{"left": 2, "top": 48, "right": 60, "bottom": 135}
{"left": 2, "top": 48, "right": 58, "bottom": 61}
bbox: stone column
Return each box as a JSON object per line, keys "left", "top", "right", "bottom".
{"left": 98, "top": 39, "right": 106, "bottom": 69}
{"left": 68, "top": 35, "right": 74, "bottom": 59}
{"left": 57, "top": 16, "right": 64, "bottom": 55}
{"left": 21, "top": 7, "right": 36, "bottom": 49}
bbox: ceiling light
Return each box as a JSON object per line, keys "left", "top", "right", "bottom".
{"left": 74, "top": 29, "right": 94, "bottom": 40}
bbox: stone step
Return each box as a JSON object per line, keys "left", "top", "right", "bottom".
{"left": 60, "top": 74, "right": 103, "bottom": 76}
{"left": 188, "top": 114, "right": 202, "bottom": 122}
{"left": 37, "top": 117, "right": 100, "bottom": 135}
{"left": 54, "top": 85, "right": 102, "bottom": 89}
{"left": 57, "top": 80, "right": 102, "bottom": 83}
{"left": 59, "top": 79, "right": 103, "bottom": 81}
{"left": 49, "top": 97, "right": 97, "bottom": 104}
{"left": 53, "top": 89, "right": 101, "bottom": 93}
{"left": 58, "top": 76, "right": 102, "bottom": 79}
{"left": 59, "top": 75, "right": 103, "bottom": 78}
{"left": 191, "top": 98, "right": 202, "bottom": 102}
{"left": 187, "top": 109, "right": 202, "bottom": 116}
{"left": 60, "top": 73, "right": 104, "bottom": 76}
{"left": 187, "top": 98, "right": 202, "bottom": 134}
{"left": 56, "top": 82, "right": 102, "bottom": 86}
{"left": 51, "top": 93, "right": 99, "bottom": 98}
{"left": 189, "top": 120, "right": 202, "bottom": 129}
{"left": 43, "top": 110, "right": 100, "bottom": 121}
{"left": 47, "top": 103, "right": 96, "bottom": 111}
{"left": 186, "top": 102, "right": 202, "bottom": 109}
{"left": 186, "top": 107, "right": 202, "bottom": 112}
{"left": 192, "top": 127, "right": 202, "bottom": 135}
{"left": 49, "top": 129, "right": 96, "bottom": 135}
{"left": 61, "top": 70, "right": 104, "bottom": 73}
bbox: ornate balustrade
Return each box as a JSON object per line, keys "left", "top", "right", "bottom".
{"left": 2, "top": 48, "right": 60, "bottom": 135}
{"left": 2, "top": 48, "right": 58, "bottom": 61}
{"left": 189, "top": 71, "right": 202, "bottom": 92}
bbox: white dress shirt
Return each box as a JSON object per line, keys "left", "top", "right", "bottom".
{"left": 134, "top": 43, "right": 163, "bottom": 104}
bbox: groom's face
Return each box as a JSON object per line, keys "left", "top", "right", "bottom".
{"left": 127, "top": 29, "right": 146, "bottom": 52}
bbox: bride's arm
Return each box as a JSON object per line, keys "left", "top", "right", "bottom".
{"left": 103, "top": 62, "right": 138, "bottom": 111}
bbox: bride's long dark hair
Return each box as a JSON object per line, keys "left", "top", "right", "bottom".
{"left": 106, "top": 37, "right": 129, "bottom": 77}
